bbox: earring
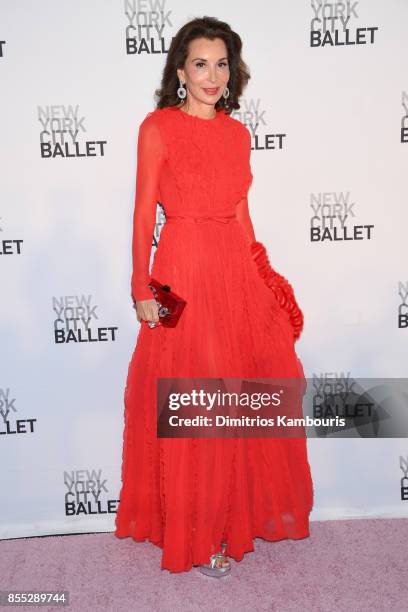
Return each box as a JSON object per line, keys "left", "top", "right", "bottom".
{"left": 222, "top": 86, "right": 230, "bottom": 99}
{"left": 177, "top": 78, "right": 187, "bottom": 100}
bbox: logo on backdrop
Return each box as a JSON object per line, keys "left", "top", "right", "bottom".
{"left": 400, "top": 456, "right": 408, "bottom": 501}
{"left": 310, "top": 374, "right": 395, "bottom": 438}
{"left": 310, "top": 191, "right": 374, "bottom": 242}
{"left": 52, "top": 295, "right": 118, "bottom": 344}
{"left": 311, "top": 373, "right": 375, "bottom": 436}
{"left": 124, "top": 0, "right": 174, "bottom": 55}
{"left": 401, "top": 91, "right": 408, "bottom": 143}
{"left": 0, "top": 388, "right": 37, "bottom": 436}
{"left": 0, "top": 40, "right": 5, "bottom": 57}
{"left": 38, "top": 105, "right": 107, "bottom": 159}
{"left": 233, "top": 99, "right": 286, "bottom": 151}
{"left": 398, "top": 282, "right": 408, "bottom": 329}
{"left": 310, "top": 1, "right": 379, "bottom": 48}
{"left": 64, "top": 469, "right": 119, "bottom": 516}
{"left": 0, "top": 216, "right": 23, "bottom": 255}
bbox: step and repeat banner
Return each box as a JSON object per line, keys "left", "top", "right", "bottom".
{"left": 1, "top": 0, "right": 407, "bottom": 538}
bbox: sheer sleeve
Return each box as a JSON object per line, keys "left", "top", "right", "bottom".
{"left": 131, "top": 113, "right": 166, "bottom": 302}
{"left": 236, "top": 126, "right": 256, "bottom": 243}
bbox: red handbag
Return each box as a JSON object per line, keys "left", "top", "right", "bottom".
{"left": 146, "top": 278, "right": 187, "bottom": 328}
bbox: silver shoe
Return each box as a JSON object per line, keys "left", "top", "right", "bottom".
{"left": 199, "top": 542, "right": 231, "bottom": 578}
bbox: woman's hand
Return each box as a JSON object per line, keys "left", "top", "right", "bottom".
{"left": 134, "top": 298, "right": 160, "bottom": 325}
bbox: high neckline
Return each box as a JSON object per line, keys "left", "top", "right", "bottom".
{"left": 170, "top": 105, "right": 224, "bottom": 123}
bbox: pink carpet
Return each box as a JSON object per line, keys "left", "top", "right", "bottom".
{"left": 1, "top": 518, "right": 407, "bottom": 611}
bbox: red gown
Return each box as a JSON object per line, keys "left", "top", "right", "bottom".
{"left": 114, "top": 105, "right": 314, "bottom": 572}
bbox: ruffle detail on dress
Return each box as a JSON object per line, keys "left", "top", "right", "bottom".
{"left": 250, "top": 241, "right": 304, "bottom": 342}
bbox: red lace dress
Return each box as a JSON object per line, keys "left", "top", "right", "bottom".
{"left": 114, "top": 105, "right": 314, "bottom": 572}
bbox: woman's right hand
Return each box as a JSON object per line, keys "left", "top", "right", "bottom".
{"left": 134, "top": 298, "right": 160, "bottom": 325}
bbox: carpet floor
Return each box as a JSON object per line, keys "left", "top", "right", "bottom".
{"left": 1, "top": 518, "right": 407, "bottom": 611}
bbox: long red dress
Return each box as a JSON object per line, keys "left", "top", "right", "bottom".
{"left": 114, "top": 105, "right": 314, "bottom": 573}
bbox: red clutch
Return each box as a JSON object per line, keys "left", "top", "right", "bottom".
{"left": 146, "top": 278, "right": 187, "bottom": 328}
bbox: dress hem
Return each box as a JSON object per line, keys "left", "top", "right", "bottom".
{"left": 113, "top": 522, "right": 311, "bottom": 573}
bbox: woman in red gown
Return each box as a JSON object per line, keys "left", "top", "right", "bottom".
{"left": 114, "top": 16, "right": 314, "bottom": 575}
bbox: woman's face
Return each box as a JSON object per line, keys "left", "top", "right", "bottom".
{"left": 177, "top": 37, "right": 230, "bottom": 108}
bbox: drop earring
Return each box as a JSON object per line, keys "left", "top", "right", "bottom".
{"left": 222, "top": 85, "right": 230, "bottom": 109}
{"left": 177, "top": 78, "right": 187, "bottom": 101}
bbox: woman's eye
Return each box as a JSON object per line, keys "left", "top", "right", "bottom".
{"left": 195, "top": 61, "right": 229, "bottom": 68}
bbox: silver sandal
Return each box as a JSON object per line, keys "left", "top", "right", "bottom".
{"left": 199, "top": 542, "right": 231, "bottom": 578}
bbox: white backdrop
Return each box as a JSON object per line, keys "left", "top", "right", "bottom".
{"left": 1, "top": 0, "right": 407, "bottom": 538}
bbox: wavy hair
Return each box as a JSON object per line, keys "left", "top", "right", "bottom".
{"left": 154, "top": 16, "right": 251, "bottom": 114}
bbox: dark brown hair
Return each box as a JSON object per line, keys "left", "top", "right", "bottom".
{"left": 154, "top": 16, "right": 251, "bottom": 115}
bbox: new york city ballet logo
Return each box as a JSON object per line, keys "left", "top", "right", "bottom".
{"left": 0, "top": 388, "right": 37, "bottom": 436}
{"left": 400, "top": 456, "right": 408, "bottom": 501}
{"left": 398, "top": 282, "right": 408, "bottom": 329}
{"left": 312, "top": 373, "right": 369, "bottom": 436}
{"left": 309, "top": 191, "right": 374, "bottom": 243}
{"left": 64, "top": 469, "right": 119, "bottom": 517}
{"left": 401, "top": 91, "right": 408, "bottom": 143}
{"left": 38, "top": 105, "right": 107, "bottom": 159}
{"left": 233, "top": 99, "right": 286, "bottom": 152}
{"left": 0, "top": 40, "right": 5, "bottom": 57}
{"left": 0, "top": 217, "right": 23, "bottom": 256}
{"left": 52, "top": 295, "right": 118, "bottom": 344}
{"left": 124, "top": 0, "right": 174, "bottom": 55}
{"left": 311, "top": 373, "right": 384, "bottom": 437}
{"left": 310, "top": 1, "right": 379, "bottom": 48}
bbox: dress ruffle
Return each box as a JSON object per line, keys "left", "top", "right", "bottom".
{"left": 250, "top": 240, "right": 304, "bottom": 341}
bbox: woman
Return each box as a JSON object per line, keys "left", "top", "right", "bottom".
{"left": 114, "top": 16, "right": 314, "bottom": 576}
